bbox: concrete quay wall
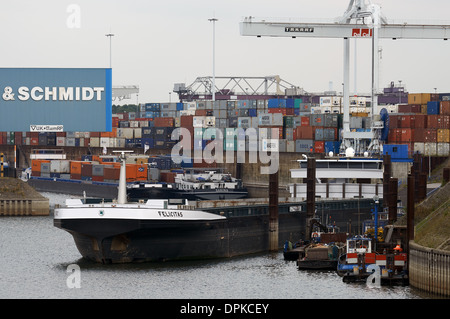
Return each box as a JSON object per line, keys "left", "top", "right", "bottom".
{"left": 409, "top": 240, "right": 450, "bottom": 297}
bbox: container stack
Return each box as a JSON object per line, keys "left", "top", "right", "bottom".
{"left": 386, "top": 93, "right": 450, "bottom": 157}
{"left": 1, "top": 88, "right": 450, "bottom": 159}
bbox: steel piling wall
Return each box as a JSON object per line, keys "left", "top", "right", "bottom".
{"left": 409, "top": 240, "right": 450, "bottom": 297}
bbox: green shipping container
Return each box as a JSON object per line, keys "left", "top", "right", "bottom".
{"left": 294, "top": 99, "right": 303, "bottom": 109}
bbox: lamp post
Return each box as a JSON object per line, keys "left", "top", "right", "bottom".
{"left": 208, "top": 17, "right": 218, "bottom": 101}
{"left": 106, "top": 33, "right": 114, "bottom": 68}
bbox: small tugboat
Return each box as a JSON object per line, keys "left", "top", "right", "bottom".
{"left": 337, "top": 235, "right": 408, "bottom": 285}
{"left": 297, "top": 241, "right": 346, "bottom": 270}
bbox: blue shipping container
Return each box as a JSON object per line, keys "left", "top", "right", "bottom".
{"left": 324, "top": 141, "right": 341, "bottom": 155}
{"left": 427, "top": 101, "right": 439, "bottom": 115}
{"left": 268, "top": 98, "right": 286, "bottom": 108}
{"left": 248, "top": 109, "right": 257, "bottom": 117}
{"left": 383, "top": 144, "right": 408, "bottom": 159}
{"left": 286, "top": 98, "right": 295, "bottom": 108}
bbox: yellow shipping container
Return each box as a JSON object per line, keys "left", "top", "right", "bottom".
{"left": 136, "top": 157, "right": 148, "bottom": 165}
{"left": 437, "top": 129, "right": 450, "bottom": 143}
{"left": 408, "top": 93, "right": 431, "bottom": 105}
{"left": 421, "top": 105, "right": 427, "bottom": 114}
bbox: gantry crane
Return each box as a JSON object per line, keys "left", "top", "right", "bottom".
{"left": 240, "top": 0, "right": 450, "bottom": 156}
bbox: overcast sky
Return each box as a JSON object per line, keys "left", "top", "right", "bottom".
{"left": 2, "top": 0, "right": 450, "bottom": 104}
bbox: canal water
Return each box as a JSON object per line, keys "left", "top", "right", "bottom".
{"left": 0, "top": 192, "right": 433, "bottom": 300}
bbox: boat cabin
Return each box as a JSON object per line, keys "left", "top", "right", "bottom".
{"left": 346, "top": 236, "right": 372, "bottom": 254}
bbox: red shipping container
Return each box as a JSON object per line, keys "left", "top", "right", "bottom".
{"left": 399, "top": 128, "right": 414, "bottom": 142}
{"left": 428, "top": 115, "right": 450, "bottom": 129}
{"left": 180, "top": 115, "right": 194, "bottom": 127}
{"left": 92, "top": 176, "right": 104, "bottom": 182}
{"left": 399, "top": 115, "right": 411, "bottom": 128}
{"left": 410, "top": 104, "right": 422, "bottom": 113}
{"left": 30, "top": 137, "right": 39, "bottom": 145}
{"left": 112, "top": 116, "right": 119, "bottom": 128}
{"left": 300, "top": 116, "right": 310, "bottom": 126}
{"left": 441, "top": 101, "right": 450, "bottom": 115}
{"left": 411, "top": 114, "right": 427, "bottom": 129}
{"left": 398, "top": 104, "right": 411, "bottom": 113}
{"left": 424, "top": 129, "right": 437, "bottom": 142}
{"left": 414, "top": 128, "right": 426, "bottom": 142}
{"left": 314, "top": 141, "right": 325, "bottom": 154}
{"left": 268, "top": 108, "right": 294, "bottom": 116}
{"left": 389, "top": 115, "right": 400, "bottom": 128}
{"left": 154, "top": 117, "right": 174, "bottom": 127}
{"left": 294, "top": 126, "right": 314, "bottom": 140}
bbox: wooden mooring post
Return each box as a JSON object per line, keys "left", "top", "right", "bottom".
{"left": 305, "top": 157, "right": 316, "bottom": 240}
{"left": 269, "top": 170, "right": 279, "bottom": 251}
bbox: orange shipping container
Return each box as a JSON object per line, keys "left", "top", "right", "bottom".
{"left": 70, "top": 161, "right": 82, "bottom": 175}
{"left": 126, "top": 164, "right": 137, "bottom": 181}
{"left": 31, "top": 159, "right": 50, "bottom": 172}
{"left": 408, "top": 93, "right": 431, "bottom": 105}
{"left": 136, "top": 164, "right": 148, "bottom": 181}
{"left": 437, "top": 129, "right": 450, "bottom": 143}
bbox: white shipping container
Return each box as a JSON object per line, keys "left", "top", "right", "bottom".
{"left": 117, "top": 128, "right": 134, "bottom": 139}
{"left": 320, "top": 97, "right": 332, "bottom": 107}
{"left": 261, "top": 139, "right": 279, "bottom": 152}
{"left": 331, "top": 96, "right": 342, "bottom": 106}
{"left": 66, "top": 137, "right": 76, "bottom": 147}
{"left": 286, "top": 140, "right": 295, "bottom": 152}
{"left": 321, "top": 106, "right": 332, "bottom": 114}
{"left": 90, "top": 137, "right": 100, "bottom": 147}
{"left": 180, "top": 109, "right": 196, "bottom": 116}
{"left": 130, "top": 121, "right": 139, "bottom": 128}
{"left": 388, "top": 104, "right": 399, "bottom": 113}
{"left": 100, "top": 137, "right": 110, "bottom": 148}
{"left": 193, "top": 116, "right": 206, "bottom": 128}
{"left": 437, "top": 143, "right": 449, "bottom": 156}
{"left": 50, "top": 160, "right": 70, "bottom": 173}
{"left": 272, "top": 113, "right": 283, "bottom": 126}
{"left": 116, "top": 138, "right": 126, "bottom": 148}
{"left": 311, "top": 107, "right": 322, "bottom": 114}
{"left": 134, "top": 128, "right": 142, "bottom": 138}
{"left": 331, "top": 106, "right": 341, "bottom": 114}
{"left": 424, "top": 143, "right": 437, "bottom": 156}
{"left": 414, "top": 142, "right": 424, "bottom": 155}
{"left": 205, "top": 116, "right": 215, "bottom": 127}
{"left": 56, "top": 137, "right": 65, "bottom": 146}
{"left": 79, "top": 138, "right": 85, "bottom": 147}
{"left": 358, "top": 97, "right": 367, "bottom": 106}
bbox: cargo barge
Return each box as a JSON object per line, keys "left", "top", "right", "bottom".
{"left": 53, "top": 152, "right": 377, "bottom": 263}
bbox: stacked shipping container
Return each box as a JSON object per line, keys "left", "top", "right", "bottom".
{"left": 1, "top": 91, "right": 450, "bottom": 158}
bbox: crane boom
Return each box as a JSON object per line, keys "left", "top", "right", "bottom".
{"left": 239, "top": 1, "right": 450, "bottom": 156}
{"left": 240, "top": 19, "right": 450, "bottom": 40}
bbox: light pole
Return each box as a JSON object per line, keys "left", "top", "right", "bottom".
{"left": 208, "top": 17, "right": 218, "bottom": 101}
{"left": 106, "top": 33, "right": 114, "bottom": 68}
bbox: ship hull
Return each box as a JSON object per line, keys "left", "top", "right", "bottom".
{"left": 54, "top": 212, "right": 305, "bottom": 263}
